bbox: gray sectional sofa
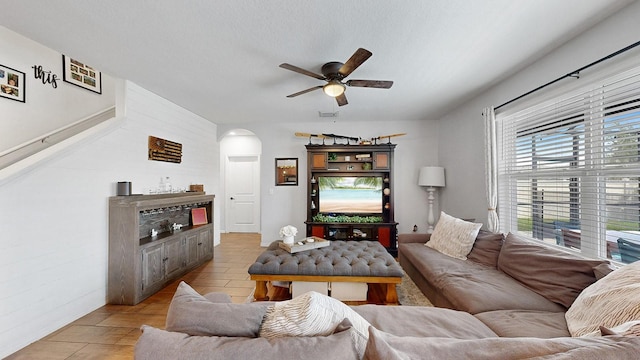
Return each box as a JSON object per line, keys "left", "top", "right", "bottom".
{"left": 135, "top": 281, "right": 640, "bottom": 360}
{"left": 134, "top": 231, "right": 640, "bottom": 359}
{"left": 398, "top": 230, "right": 612, "bottom": 337}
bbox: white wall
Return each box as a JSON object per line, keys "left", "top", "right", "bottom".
{"left": 218, "top": 119, "right": 439, "bottom": 246}
{"left": 437, "top": 1, "right": 640, "bottom": 228}
{"left": 0, "top": 26, "right": 116, "bottom": 152}
{"left": 0, "top": 80, "right": 219, "bottom": 358}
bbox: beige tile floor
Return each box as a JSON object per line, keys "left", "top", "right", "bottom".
{"left": 5, "top": 233, "right": 264, "bottom": 360}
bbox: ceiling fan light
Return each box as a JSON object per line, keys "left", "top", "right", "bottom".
{"left": 323, "top": 81, "right": 345, "bottom": 97}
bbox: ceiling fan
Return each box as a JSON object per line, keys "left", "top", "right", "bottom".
{"left": 279, "top": 48, "right": 393, "bottom": 106}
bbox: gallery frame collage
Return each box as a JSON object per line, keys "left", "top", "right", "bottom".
{"left": 1, "top": 55, "right": 102, "bottom": 104}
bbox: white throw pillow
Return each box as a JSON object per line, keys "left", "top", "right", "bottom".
{"left": 259, "top": 291, "right": 370, "bottom": 357}
{"left": 426, "top": 211, "right": 482, "bottom": 260}
{"left": 565, "top": 260, "right": 640, "bottom": 337}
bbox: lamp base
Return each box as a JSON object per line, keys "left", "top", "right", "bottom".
{"left": 426, "top": 186, "right": 436, "bottom": 233}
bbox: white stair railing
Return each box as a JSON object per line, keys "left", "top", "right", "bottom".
{"left": 0, "top": 106, "right": 116, "bottom": 171}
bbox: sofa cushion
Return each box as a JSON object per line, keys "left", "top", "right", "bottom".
{"left": 426, "top": 211, "right": 482, "bottom": 260}
{"left": 565, "top": 260, "right": 640, "bottom": 337}
{"left": 136, "top": 325, "right": 359, "bottom": 360}
{"left": 362, "top": 326, "right": 640, "bottom": 360}
{"left": 592, "top": 262, "right": 617, "bottom": 280}
{"left": 466, "top": 230, "right": 504, "bottom": 268}
{"left": 165, "top": 281, "right": 272, "bottom": 337}
{"left": 352, "top": 304, "right": 497, "bottom": 339}
{"left": 497, "top": 233, "right": 607, "bottom": 308}
{"left": 401, "top": 243, "right": 565, "bottom": 314}
{"left": 259, "top": 291, "right": 370, "bottom": 357}
{"left": 474, "top": 310, "right": 570, "bottom": 338}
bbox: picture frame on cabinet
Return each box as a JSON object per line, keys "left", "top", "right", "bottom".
{"left": 191, "top": 207, "right": 208, "bottom": 225}
{"left": 62, "top": 55, "right": 102, "bottom": 94}
{"left": 0, "top": 64, "right": 25, "bottom": 102}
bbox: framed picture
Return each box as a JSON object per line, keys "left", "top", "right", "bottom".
{"left": 0, "top": 64, "right": 25, "bottom": 102}
{"left": 275, "top": 158, "right": 298, "bottom": 186}
{"left": 191, "top": 208, "right": 208, "bottom": 226}
{"left": 62, "top": 55, "right": 102, "bottom": 94}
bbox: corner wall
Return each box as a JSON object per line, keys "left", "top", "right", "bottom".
{"left": 437, "top": 1, "right": 640, "bottom": 227}
{"left": 0, "top": 80, "right": 219, "bottom": 358}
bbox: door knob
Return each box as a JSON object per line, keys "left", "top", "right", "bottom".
{"left": 230, "top": 197, "right": 235, "bottom": 200}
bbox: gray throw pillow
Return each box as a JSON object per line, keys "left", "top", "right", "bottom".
{"left": 165, "top": 281, "right": 271, "bottom": 337}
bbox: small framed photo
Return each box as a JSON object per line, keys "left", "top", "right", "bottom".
{"left": 62, "top": 55, "right": 102, "bottom": 94}
{"left": 191, "top": 208, "right": 208, "bottom": 226}
{"left": 0, "top": 64, "right": 26, "bottom": 103}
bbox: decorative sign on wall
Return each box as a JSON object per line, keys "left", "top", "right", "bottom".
{"left": 0, "top": 63, "right": 26, "bottom": 102}
{"left": 32, "top": 65, "right": 58, "bottom": 89}
{"left": 148, "top": 136, "right": 182, "bottom": 163}
{"left": 62, "top": 55, "right": 102, "bottom": 94}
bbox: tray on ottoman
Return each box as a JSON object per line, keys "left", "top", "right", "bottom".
{"left": 278, "top": 236, "right": 330, "bottom": 253}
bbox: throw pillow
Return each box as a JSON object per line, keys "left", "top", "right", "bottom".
{"left": 497, "top": 233, "right": 607, "bottom": 308}
{"left": 565, "top": 260, "right": 640, "bottom": 337}
{"left": 259, "top": 291, "right": 371, "bottom": 357}
{"left": 165, "top": 281, "right": 271, "bottom": 337}
{"left": 425, "top": 211, "right": 482, "bottom": 260}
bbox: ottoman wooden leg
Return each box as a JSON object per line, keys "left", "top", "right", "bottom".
{"left": 384, "top": 283, "right": 399, "bottom": 305}
{"left": 254, "top": 280, "right": 269, "bottom": 301}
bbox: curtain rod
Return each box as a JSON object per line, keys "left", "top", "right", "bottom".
{"left": 495, "top": 40, "right": 640, "bottom": 111}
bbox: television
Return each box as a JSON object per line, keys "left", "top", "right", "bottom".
{"left": 318, "top": 176, "right": 383, "bottom": 214}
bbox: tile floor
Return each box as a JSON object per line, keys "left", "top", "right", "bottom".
{"left": 5, "top": 232, "right": 264, "bottom": 360}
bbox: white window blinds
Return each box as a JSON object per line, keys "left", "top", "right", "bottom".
{"left": 497, "top": 66, "right": 640, "bottom": 264}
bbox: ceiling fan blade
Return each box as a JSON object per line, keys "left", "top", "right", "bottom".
{"left": 336, "top": 93, "right": 348, "bottom": 106}
{"left": 279, "top": 63, "right": 325, "bottom": 80}
{"left": 338, "top": 48, "right": 372, "bottom": 77}
{"left": 346, "top": 80, "right": 394, "bottom": 89}
{"left": 286, "top": 86, "right": 323, "bottom": 98}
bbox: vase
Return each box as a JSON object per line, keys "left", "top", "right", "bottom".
{"left": 283, "top": 235, "right": 294, "bottom": 245}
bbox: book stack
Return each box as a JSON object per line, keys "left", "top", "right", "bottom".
{"left": 355, "top": 154, "right": 371, "bottom": 160}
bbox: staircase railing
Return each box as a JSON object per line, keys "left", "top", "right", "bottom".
{"left": 0, "top": 106, "right": 116, "bottom": 172}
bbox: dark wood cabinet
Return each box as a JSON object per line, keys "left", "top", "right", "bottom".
{"left": 305, "top": 144, "right": 398, "bottom": 255}
{"left": 108, "top": 193, "right": 214, "bottom": 305}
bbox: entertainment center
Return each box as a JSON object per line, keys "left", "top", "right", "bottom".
{"left": 305, "top": 143, "right": 398, "bottom": 255}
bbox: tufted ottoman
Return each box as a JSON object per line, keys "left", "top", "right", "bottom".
{"left": 248, "top": 240, "right": 403, "bottom": 304}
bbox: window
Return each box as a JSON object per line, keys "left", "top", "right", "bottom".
{"left": 497, "top": 67, "right": 640, "bottom": 264}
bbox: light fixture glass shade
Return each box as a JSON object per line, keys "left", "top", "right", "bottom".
{"left": 323, "top": 80, "right": 345, "bottom": 97}
{"left": 418, "top": 166, "right": 445, "bottom": 187}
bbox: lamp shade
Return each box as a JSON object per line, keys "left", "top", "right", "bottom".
{"left": 323, "top": 80, "right": 345, "bottom": 97}
{"left": 418, "top": 166, "right": 445, "bottom": 187}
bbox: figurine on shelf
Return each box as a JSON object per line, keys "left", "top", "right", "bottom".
{"left": 151, "top": 229, "right": 158, "bottom": 237}
{"left": 172, "top": 223, "right": 184, "bottom": 231}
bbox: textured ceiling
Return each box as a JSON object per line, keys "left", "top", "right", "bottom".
{"left": 0, "top": 0, "right": 634, "bottom": 124}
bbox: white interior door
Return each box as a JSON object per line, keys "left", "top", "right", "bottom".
{"left": 225, "top": 155, "right": 260, "bottom": 232}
